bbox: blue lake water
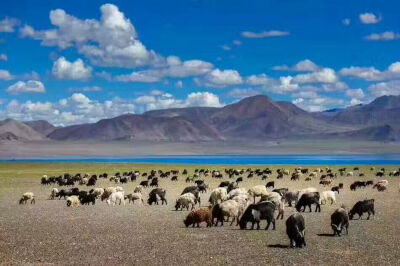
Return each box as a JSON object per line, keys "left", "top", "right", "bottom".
{"left": 1, "top": 154, "right": 400, "bottom": 165}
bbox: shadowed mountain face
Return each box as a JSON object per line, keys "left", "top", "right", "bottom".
{"left": 0, "top": 119, "right": 46, "bottom": 141}
{"left": 2, "top": 95, "right": 400, "bottom": 142}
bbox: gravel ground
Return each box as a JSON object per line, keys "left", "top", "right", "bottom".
{"left": 0, "top": 164, "right": 399, "bottom": 265}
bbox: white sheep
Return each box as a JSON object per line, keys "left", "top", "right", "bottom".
{"left": 79, "top": 177, "right": 88, "bottom": 185}
{"left": 209, "top": 187, "right": 228, "bottom": 206}
{"left": 50, "top": 188, "right": 59, "bottom": 200}
{"left": 91, "top": 188, "right": 104, "bottom": 199}
{"left": 320, "top": 191, "right": 337, "bottom": 205}
{"left": 19, "top": 192, "right": 35, "bottom": 204}
{"left": 248, "top": 185, "right": 269, "bottom": 203}
{"left": 347, "top": 172, "right": 354, "bottom": 177}
{"left": 219, "top": 199, "right": 242, "bottom": 225}
{"left": 125, "top": 192, "right": 144, "bottom": 204}
{"left": 101, "top": 187, "right": 117, "bottom": 201}
{"left": 116, "top": 186, "right": 124, "bottom": 192}
{"left": 66, "top": 196, "right": 80, "bottom": 207}
{"left": 107, "top": 191, "right": 125, "bottom": 206}
{"left": 134, "top": 185, "right": 144, "bottom": 193}
{"left": 228, "top": 188, "right": 248, "bottom": 199}
{"left": 175, "top": 193, "right": 197, "bottom": 210}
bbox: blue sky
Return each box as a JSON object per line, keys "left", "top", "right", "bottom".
{"left": 0, "top": 0, "right": 399, "bottom": 125}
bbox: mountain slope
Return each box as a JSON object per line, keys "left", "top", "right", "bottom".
{"left": 0, "top": 119, "right": 46, "bottom": 141}
{"left": 24, "top": 120, "right": 56, "bottom": 136}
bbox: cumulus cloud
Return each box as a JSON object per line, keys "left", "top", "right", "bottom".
{"left": 7, "top": 80, "right": 45, "bottom": 94}
{"left": 0, "top": 17, "right": 20, "bottom": 32}
{"left": 365, "top": 31, "right": 400, "bottom": 41}
{"left": 68, "top": 86, "right": 102, "bottom": 93}
{"left": 227, "top": 88, "right": 260, "bottom": 99}
{"left": 0, "top": 54, "right": 7, "bottom": 61}
{"left": 52, "top": 57, "right": 92, "bottom": 80}
{"left": 359, "top": 12, "right": 381, "bottom": 24}
{"left": 245, "top": 74, "right": 273, "bottom": 86}
{"left": 339, "top": 62, "right": 400, "bottom": 81}
{"left": 241, "top": 30, "right": 290, "bottom": 38}
{"left": 116, "top": 56, "right": 213, "bottom": 82}
{"left": 196, "top": 69, "right": 243, "bottom": 88}
{"left": 0, "top": 69, "right": 13, "bottom": 80}
{"left": 186, "top": 92, "right": 222, "bottom": 107}
{"left": 273, "top": 59, "right": 320, "bottom": 72}
{"left": 292, "top": 96, "right": 345, "bottom": 112}
{"left": 345, "top": 88, "right": 365, "bottom": 100}
{"left": 368, "top": 80, "right": 400, "bottom": 97}
{"left": 293, "top": 68, "right": 338, "bottom": 84}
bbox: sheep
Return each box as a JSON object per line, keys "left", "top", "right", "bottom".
{"left": 331, "top": 208, "right": 349, "bottom": 236}
{"left": 50, "top": 188, "right": 59, "bottom": 200}
{"left": 148, "top": 188, "right": 167, "bottom": 205}
{"left": 349, "top": 199, "right": 375, "bottom": 220}
{"left": 90, "top": 187, "right": 104, "bottom": 199}
{"left": 266, "top": 181, "right": 274, "bottom": 189}
{"left": 184, "top": 208, "right": 212, "bottom": 228}
{"left": 134, "top": 185, "right": 143, "bottom": 193}
{"left": 66, "top": 196, "right": 80, "bottom": 207}
{"left": 283, "top": 191, "right": 299, "bottom": 207}
{"left": 286, "top": 213, "right": 306, "bottom": 248}
{"left": 248, "top": 185, "right": 269, "bottom": 203}
{"left": 175, "top": 193, "right": 197, "bottom": 211}
{"left": 260, "top": 192, "right": 284, "bottom": 219}
{"left": 101, "top": 187, "right": 117, "bottom": 201}
{"left": 296, "top": 193, "right": 321, "bottom": 212}
{"left": 373, "top": 183, "right": 387, "bottom": 192}
{"left": 212, "top": 200, "right": 241, "bottom": 226}
{"left": 347, "top": 172, "right": 354, "bottom": 177}
{"left": 208, "top": 187, "right": 228, "bottom": 206}
{"left": 125, "top": 192, "right": 144, "bottom": 205}
{"left": 79, "top": 177, "right": 88, "bottom": 185}
{"left": 79, "top": 193, "right": 96, "bottom": 205}
{"left": 106, "top": 191, "right": 125, "bottom": 206}
{"left": 19, "top": 192, "right": 35, "bottom": 204}
{"left": 238, "top": 201, "right": 276, "bottom": 230}
{"left": 227, "top": 188, "right": 248, "bottom": 199}
{"left": 331, "top": 186, "right": 340, "bottom": 194}
{"left": 320, "top": 191, "right": 337, "bottom": 205}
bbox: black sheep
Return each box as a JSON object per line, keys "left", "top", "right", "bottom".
{"left": 266, "top": 181, "right": 275, "bottom": 189}
{"left": 79, "top": 193, "right": 96, "bottom": 205}
{"left": 331, "top": 186, "right": 340, "bottom": 194}
{"left": 140, "top": 180, "right": 149, "bottom": 187}
{"left": 331, "top": 208, "right": 349, "bottom": 236}
{"left": 286, "top": 213, "right": 306, "bottom": 248}
{"left": 150, "top": 178, "right": 159, "bottom": 187}
{"left": 148, "top": 188, "right": 167, "bottom": 205}
{"left": 349, "top": 199, "right": 375, "bottom": 220}
{"left": 238, "top": 201, "right": 276, "bottom": 230}
{"left": 295, "top": 193, "right": 321, "bottom": 212}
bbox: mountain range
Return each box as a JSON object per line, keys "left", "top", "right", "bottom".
{"left": 1, "top": 95, "right": 400, "bottom": 142}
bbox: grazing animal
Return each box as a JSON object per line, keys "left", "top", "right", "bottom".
{"left": 248, "top": 185, "right": 269, "bottom": 203}
{"left": 79, "top": 193, "right": 96, "bottom": 205}
{"left": 338, "top": 183, "right": 344, "bottom": 189}
{"left": 212, "top": 200, "right": 242, "bottom": 226}
{"left": 133, "top": 185, "right": 143, "bottom": 193}
{"left": 349, "top": 199, "right": 375, "bottom": 220}
{"left": 125, "top": 192, "right": 144, "bottom": 205}
{"left": 175, "top": 193, "right": 197, "bottom": 211}
{"left": 90, "top": 188, "right": 104, "bottom": 199}
{"left": 286, "top": 213, "right": 306, "bottom": 248}
{"left": 320, "top": 191, "right": 337, "bottom": 205}
{"left": 139, "top": 180, "right": 149, "bottom": 187}
{"left": 331, "top": 186, "right": 340, "bottom": 194}
{"left": 184, "top": 208, "right": 212, "bottom": 228}
{"left": 208, "top": 187, "right": 228, "bottom": 206}
{"left": 148, "top": 188, "right": 167, "bottom": 205}
{"left": 106, "top": 191, "right": 125, "bottom": 206}
{"left": 19, "top": 192, "right": 35, "bottom": 204}
{"left": 239, "top": 201, "right": 276, "bottom": 230}
{"left": 266, "top": 181, "right": 275, "bottom": 189}
{"left": 66, "top": 196, "right": 80, "bottom": 207}
{"left": 283, "top": 191, "right": 299, "bottom": 207}
{"left": 150, "top": 178, "right": 159, "bottom": 187}
{"left": 296, "top": 193, "right": 321, "bottom": 212}
{"left": 331, "top": 208, "right": 349, "bottom": 236}
{"left": 50, "top": 188, "right": 59, "bottom": 200}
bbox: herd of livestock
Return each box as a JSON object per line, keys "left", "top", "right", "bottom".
{"left": 19, "top": 166, "right": 399, "bottom": 248}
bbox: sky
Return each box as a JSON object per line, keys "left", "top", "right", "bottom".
{"left": 0, "top": 0, "right": 399, "bottom": 126}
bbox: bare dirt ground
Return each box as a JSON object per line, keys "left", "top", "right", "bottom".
{"left": 1, "top": 139, "right": 400, "bottom": 158}
{"left": 0, "top": 164, "right": 399, "bottom": 265}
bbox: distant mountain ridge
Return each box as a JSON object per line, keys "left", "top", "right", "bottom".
{"left": 2, "top": 95, "right": 400, "bottom": 142}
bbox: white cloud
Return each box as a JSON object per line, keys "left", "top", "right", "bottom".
{"left": 68, "top": 86, "right": 102, "bottom": 93}
{"left": 7, "top": 80, "right": 45, "bottom": 94}
{"left": 0, "top": 54, "right": 7, "bottom": 61}
{"left": 365, "top": 31, "right": 400, "bottom": 41}
{"left": 22, "top": 71, "right": 40, "bottom": 81}
{"left": 116, "top": 57, "right": 213, "bottom": 82}
{"left": 245, "top": 73, "right": 273, "bottom": 86}
{"left": 322, "top": 81, "right": 349, "bottom": 92}
{"left": 227, "top": 88, "right": 260, "bottom": 99}
{"left": 359, "top": 12, "right": 381, "bottom": 24}
{"left": 0, "top": 17, "right": 20, "bottom": 32}
{"left": 273, "top": 59, "right": 320, "bottom": 72}
{"left": 293, "top": 68, "right": 338, "bottom": 84}
{"left": 342, "top": 18, "right": 351, "bottom": 26}
{"left": 0, "top": 69, "right": 13, "bottom": 80}
{"left": 339, "top": 62, "right": 400, "bottom": 81}
{"left": 368, "top": 80, "right": 400, "bottom": 97}
{"left": 350, "top": 98, "right": 362, "bottom": 105}
{"left": 221, "top": 45, "right": 231, "bottom": 51}
{"left": 345, "top": 88, "right": 365, "bottom": 99}
{"left": 241, "top": 30, "right": 290, "bottom": 38}
{"left": 52, "top": 57, "right": 92, "bottom": 80}
{"left": 233, "top": 40, "right": 242, "bottom": 46}
{"left": 186, "top": 92, "right": 222, "bottom": 107}
{"left": 198, "top": 69, "right": 243, "bottom": 88}
{"left": 292, "top": 96, "right": 345, "bottom": 112}
{"left": 292, "top": 91, "right": 319, "bottom": 99}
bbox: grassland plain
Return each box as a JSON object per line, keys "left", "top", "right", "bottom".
{"left": 0, "top": 163, "right": 399, "bottom": 265}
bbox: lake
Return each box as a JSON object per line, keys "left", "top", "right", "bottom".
{"left": 1, "top": 154, "right": 400, "bottom": 165}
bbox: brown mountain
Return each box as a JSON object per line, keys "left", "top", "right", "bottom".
{"left": 24, "top": 120, "right": 56, "bottom": 136}
{"left": 0, "top": 119, "right": 46, "bottom": 141}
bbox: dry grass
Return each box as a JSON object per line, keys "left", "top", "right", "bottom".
{"left": 0, "top": 163, "right": 399, "bottom": 265}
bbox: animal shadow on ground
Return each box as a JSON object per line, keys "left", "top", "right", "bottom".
{"left": 317, "top": 233, "right": 335, "bottom": 237}
{"left": 268, "top": 244, "right": 289, "bottom": 249}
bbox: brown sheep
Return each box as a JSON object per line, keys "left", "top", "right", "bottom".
{"left": 184, "top": 208, "right": 212, "bottom": 228}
